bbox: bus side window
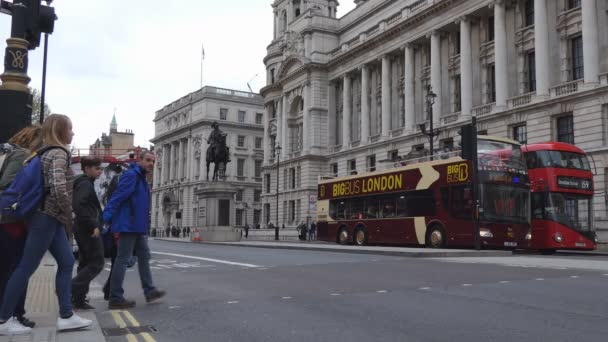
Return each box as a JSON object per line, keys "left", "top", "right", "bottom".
{"left": 397, "top": 195, "right": 408, "bottom": 217}
{"left": 380, "top": 198, "right": 396, "bottom": 218}
{"left": 364, "top": 198, "right": 380, "bottom": 219}
{"left": 407, "top": 190, "right": 436, "bottom": 216}
{"left": 450, "top": 185, "right": 472, "bottom": 219}
{"left": 350, "top": 199, "right": 364, "bottom": 220}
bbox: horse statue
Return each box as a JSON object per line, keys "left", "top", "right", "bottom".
{"left": 206, "top": 132, "right": 230, "bottom": 181}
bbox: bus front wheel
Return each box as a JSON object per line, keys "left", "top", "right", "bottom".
{"left": 337, "top": 227, "right": 349, "bottom": 245}
{"left": 426, "top": 225, "right": 446, "bottom": 248}
{"left": 354, "top": 227, "right": 367, "bottom": 246}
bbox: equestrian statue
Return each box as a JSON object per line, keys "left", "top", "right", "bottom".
{"left": 206, "top": 122, "right": 230, "bottom": 181}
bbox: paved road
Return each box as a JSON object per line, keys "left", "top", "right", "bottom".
{"left": 91, "top": 240, "right": 608, "bottom": 342}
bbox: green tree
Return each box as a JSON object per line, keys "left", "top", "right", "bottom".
{"left": 30, "top": 88, "right": 51, "bottom": 124}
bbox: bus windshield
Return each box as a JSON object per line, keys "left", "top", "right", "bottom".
{"left": 478, "top": 139, "right": 527, "bottom": 172}
{"left": 526, "top": 150, "right": 591, "bottom": 171}
{"left": 480, "top": 184, "right": 530, "bottom": 224}
{"left": 532, "top": 193, "right": 591, "bottom": 231}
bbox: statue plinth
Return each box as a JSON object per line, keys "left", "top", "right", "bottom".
{"left": 193, "top": 182, "right": 242, "bottom": 242}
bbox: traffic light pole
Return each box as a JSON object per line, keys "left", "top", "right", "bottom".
{"left": 39, "top": 32, "right": 48, "bottom": 124}
{"left": 471, "top": 116, "right": 481, "bottom": 251}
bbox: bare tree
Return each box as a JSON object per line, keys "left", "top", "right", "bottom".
{"left": 30, "top": 88, "right": 52, "bottom": 124}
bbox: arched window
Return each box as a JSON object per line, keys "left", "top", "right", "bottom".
{"left": 281, "top": 10, "right": 287, "bottom": 32}
{"left": 295, "top": 8, "right": 301, "bottom": 17}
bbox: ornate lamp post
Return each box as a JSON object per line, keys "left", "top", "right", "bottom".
{"left": 274, "top": 144, "right": 282, "bottom": 241}
{"left": 418, "top": 85, "right": 439, "bottom": 161}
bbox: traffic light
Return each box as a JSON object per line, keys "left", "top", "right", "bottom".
{"left": 460, "top": 124, "right": 475, "bottom": 160}
{"left": 25, "top": 0, "right": 56, "bottom": 50}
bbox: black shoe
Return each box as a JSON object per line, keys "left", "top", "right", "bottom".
{"left": 103, "top": 291, "right": 109, "bottom": 301}
{"left": 145, "top": 289, "right": 166, "bottom": 303}
{"left": 16, "top": 316, "right": 35, "bottom": 328}
{"left": 73, "top": 301, "right": 96, "bottom": 311}
{"left": 108, "top": 299, "right": 136, "bottom": 310}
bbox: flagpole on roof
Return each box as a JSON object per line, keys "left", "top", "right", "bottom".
{"left": 200, "top": 43, "right": 205, "bottom": 89}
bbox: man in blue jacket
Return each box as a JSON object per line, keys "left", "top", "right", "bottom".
{"left": 103, "top": 151, "right": 166, "bottom": 309}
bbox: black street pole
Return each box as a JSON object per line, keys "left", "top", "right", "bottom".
{"left": 39, "top": 32, "right": 48, "bottom": 124}
{"left": 471, "top": 116, "right": 481, "bottom": 251}
{"left": 428, "top": 105, "right": 434, "bottom": 161}
{"left": 275, "top": 145, "right": 281, "bottom": 241}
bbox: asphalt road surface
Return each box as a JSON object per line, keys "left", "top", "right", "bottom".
{"left": 91, "top": 240, "right": 608, "bottom": 342}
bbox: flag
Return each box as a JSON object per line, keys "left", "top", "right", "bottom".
{"left": 202, "top": 43, "right": 205, "bottom": 60}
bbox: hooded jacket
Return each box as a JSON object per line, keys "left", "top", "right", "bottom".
{"left": 102, "top": 163, "right": 150, "bottom": 234}
{"left": 72, "top": 174, "right": 102, "bottom": 235}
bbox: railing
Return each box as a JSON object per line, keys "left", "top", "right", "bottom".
{"left": 391, "top": 128, "right": 404, "bottom": 137}
{"left": 442, "top": 113, "right": 459, "bottom": 124}
{"left": 600, "top": 72, "right": 608, "bottom": 86}
{"left": 508, "top": 92, "right": 535, "bottom": 108}
{"left": 370, "top": 134, "right": 381, "bottom": 143}
{"left": 329, "top": 145, "right": 342, "bottom": 153}
{"left": 366, "top": 25, "right": 379, "bottom": 37}
{"left": 350, "top": 140, "right": 361, "bottom": 148}
{"left": 409, "top": 0, "right": 428, "bottom": 13}
{"left": 550, "top": 80, "right": 581, "bottom": 97}
{"left": 472, "top": 103, "right": 494, "bottom": 116}
{"left": 386, "top": 13, "right": 402, "bottom": 26}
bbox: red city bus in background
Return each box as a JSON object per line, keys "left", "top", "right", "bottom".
{"left": 522, "top": 142, "right": 596, "bottom": 253}
{"left": 316, "top": 136, "right": 531, "bottom": 249}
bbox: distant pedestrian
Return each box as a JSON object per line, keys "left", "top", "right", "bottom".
{"left": 309, "top": 222, "right": 317, "bottom": 241}
{"left": 0, "top": 125, "right": 43, "bottom": 330}
{"left": 71, "top": 157, "right": 105, "bottom": 310}
{"left": 186, "top": 227, "right": 191, "bottom": 237}
{"left": 182, "top": 227, "right": 186, "bottom": 238}
{"left": 0, "top": 115, "right": 92, "bottom": 335}
{"left": 244, "top": 224, "right": 250, "bottom": 238}
{"left": 103, "top": 150, "right": 166, "bottom": 309}
{"left": 165, "top": 227, "right": 170, "bottom": 238}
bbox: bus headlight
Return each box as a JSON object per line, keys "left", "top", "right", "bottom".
{"left": 480, "top": 228, "right": 493, "bottom": 238}
{"left": 553, "top": 233, "right": 563, "bottom": 243}
{"left": 525, "top": 232, "right": 532, "bottom": 240}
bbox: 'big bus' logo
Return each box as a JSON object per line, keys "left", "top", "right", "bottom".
{"left": 319, "top": 185, "right": 326, "bottom": 198}
{"left": 447, "top": 163, "right": 469, "bottom": 183}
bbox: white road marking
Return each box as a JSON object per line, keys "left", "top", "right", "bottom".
{"left": 151, "top": 251, "right": 262, "bottom": 268}
{"left": 150, "top": 266, "right": 162, "bottom": 270}
{"left": 377, "top": 290, "right": 388, "bottom": 293}
{"left": 499, "top": 281, "right": 510, "bottom": 284}
{"left": 169, "top": 306, "right": 181, "bottom": 309}
{"left": 603, "top": 274, "right": 608, "bottom": 276}
{"left": 227, "top": 301, "right": 239, "bottom": 304}
{"left": 535, "top": 278, "right": 544, "bottom": 281}
{"left": 257, "top": 268, "right": 269, "bottom": 270}
{"left": 330, "top": 293, "right": 341, "bottom": 296}
{"left": 570, "top": 275, "right": 580, "bottom": 278}
{"left": 462, "top": 284, "right": 472, "bottom": 287}
{"left": 419, "top": 287, "right": 431, "bottom": 290}
{"left": 282, "top": 297, "right": 292, "bottom": 300}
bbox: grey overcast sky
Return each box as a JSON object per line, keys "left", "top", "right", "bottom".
{"left": 0, "top": 1, "right": 357, "bottom": 152}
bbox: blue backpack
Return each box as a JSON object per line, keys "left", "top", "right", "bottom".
{"left": 0, "top": 146, "right": 68, "bottom": 220}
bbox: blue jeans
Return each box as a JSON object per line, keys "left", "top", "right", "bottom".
{"left": 0, "top": 211, "right": 75, "bottom": 320}
{"left": 110, "top": 233, "right": 155, "bottom": 301}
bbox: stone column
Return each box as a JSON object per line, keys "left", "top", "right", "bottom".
{"left": 277, "top": 99, "right": 283, "bottom": 154}
{"left": 177, "top": 139, "right": 184, "bottom": 180}
{"left": 273, "top": 9, "right": 278, "bottom": 39}
{"left": 282, "top": 95, "right": 288, "bottom": 155}
{"left": 430, "top": 31, "right": 442, "bottom": 124}
{"left": 263, "top": 104, "right": 270, "bottom": 163}
{"left": 164, "top": 144, "right": 170, "bottom": 183}
{"left": 460, "top": 18, "right": 473, "bottom": 117}
{"left": 186, "top": 136, "right": 192, "bottom": 181}
{"left": 582, "top": 0, "right": 599, "bottom": 84}
{"left": 302, "top": 84, "right": 311, "bottom": 153}
{"left": 328, "top": 82, "right": 337, "bottom": 145}
{"left": 360, "top": 65, "right": 370, "bottom": 143}
{"left": 494, "top": 0, "right": 508, "bottom": 107}
{"left": 342, "top": 74, "right": 352, "bottom": 146}
{"left": 381, "top": 55, "right": 391, "bottom": 137}
{"left": 404, "top": 44, "right": 415, "bottom": 131}
{"left": 169, "top": 142, "right": 176, "bottom": 181}
{"left": 533, "top": 0, "right": 550, "bottom": 96}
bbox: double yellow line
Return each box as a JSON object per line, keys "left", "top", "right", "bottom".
{"left": 110, "top": 310, "right": 157, "bottom": 342}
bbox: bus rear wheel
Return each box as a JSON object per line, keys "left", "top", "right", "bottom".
{"left": 354, "top": 227, "right": 367, "bottom": 246}
{"left": 426, "top": 225, "right": 446, "bottom": 248}
{"left": 337, "top": 227, "right": 349, "bottom": 245}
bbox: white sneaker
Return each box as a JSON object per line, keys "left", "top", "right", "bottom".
{"left": 56, "top": 314, "right": 92, "bottom": 331}
{"left": 0, "top": 317, "right": 32, "bottom": 335}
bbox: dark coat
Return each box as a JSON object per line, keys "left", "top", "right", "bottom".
{"left": 73, "top": 174, "right": 102, "bottom": 235}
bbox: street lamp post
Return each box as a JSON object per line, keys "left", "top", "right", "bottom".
{"left": 275, "top": 144, "right": 282, "bottom": 241}
{"left": 418, "top": 85, "right": 439, "bottom": 161}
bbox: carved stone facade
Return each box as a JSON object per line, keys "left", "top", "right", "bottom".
{"left": 151, "top": 86, "right": 265, "bottom": 230}
{"left": 261, "top": 0, "right": 608, "bottom": 240}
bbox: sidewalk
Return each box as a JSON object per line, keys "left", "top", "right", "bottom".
{"left": 153, "top": 237, "right": 512, "bottom": 257}
{"left": 0, "top": 256, "right": 105, "bottom": 342}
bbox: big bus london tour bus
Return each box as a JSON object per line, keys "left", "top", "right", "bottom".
{"left": 522, "top": 142, "right": 596, "bottom": 253}
{"left": 316, "top": 136, "right": 531, "bottom": 249}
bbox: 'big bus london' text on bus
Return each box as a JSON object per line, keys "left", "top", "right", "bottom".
{"left": 522, "top": 142, "right": 596, "bottom": 253}
{"left": 316, "top": 136, "right": 531, "bottom": 249}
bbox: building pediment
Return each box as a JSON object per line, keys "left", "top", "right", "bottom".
{"left": 276, "top": 55, "right": 310, "bottom": 81}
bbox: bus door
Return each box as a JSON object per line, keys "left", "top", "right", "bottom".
{"left": 447, "top": 184, "right": 475, "bottom": 244}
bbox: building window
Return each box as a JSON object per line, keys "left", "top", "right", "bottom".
{"left": 488, "top": 64, "right": 496, "bottom": 103}
{"left": 348, "top": 159, "right": 357, "bottom": 175}
{"left": 236, "top": 189, "right": 244, "bottom": 202}
{"left": 296, "top": 166, "right": 301, "bottom": 188}
{"left": 220, "top": 108, "right": 228, "bottom": 120}
{"left": 571, "top": 36, "right": 584, "bottom": 81}
{"left": 271, "top": 102, "right": 277, "bottom": 119}
{"left": 453, "top": 75, "right": 462, "bottom": 112}
{"left": 283, "top": 200, "right": 288, "bottom": 223}
{"left": 527, "top": 51, "right": 536, "bottom": 92}
{"left": 255, "top": 137, "right": 263, "bottom": 149}
{"left": 414, "top": 144, "right": 425, "bottom": 152}
{"left": 290, "top": 168, "right": 296, "bottom": 189}
{"left": 296, "top": 199, "right": 301, "bottom": 222}
{"left": 256, "top": 113, "right": 263, "bottom": 125}
{"left": 289, "top": 200, "right": 296, "bottom": 223}
{"left": 264, "top": 203, "right": 271, "bottom": 225}
{"left": 254, "top": 189, "right": 261, "bottom": 202}
{"left": 255, "top": 160, "right": 263, "bottom": 178}
{"left": 367, "top": 154, "right": 376, "bottom": 172}
{"left": 237, "top": 135, "right": 246, "bottom": 147}
{"left": 265, "top": 174, "right": 271, "bottom": 193}
{"left": 568, "top": 0, "right": 581, "bottom": 10}
{"left": 388, "top": 149, "right": 399, "bottom": 161}
{"left": 557, "top": 115, "right": 574, "bottom": 144}
{"left": 253, "top": 209, "right": 261, "bottom": 225}
{"left": 270, "top": 69, "right": 275, "bottom": 84}
{"left": 236, "top": 209, "right": 243, "bottom": 226}
{"left": 513, "top": 124, "right": 528, "bottom": 144}
{"left": 453, "top": 32, "right": 461, "bottom": 55}
{"left": 524, "top": 0, "right": 534, "bottom": 27}
{"left": 238, "top": 110, "right": 246, "bottom": 123}
{"left": 237, "top": 159, "right": 245, "bottom": 177}
{"left": 330, "top": 163, "right": 338, "bottom": 177}
{"left": 488, "top": 16, "right": 495, "bottom": 42}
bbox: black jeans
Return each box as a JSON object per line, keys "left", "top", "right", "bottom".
{"left": 0, "top": 227, "right": 27, "bottom": 318}
{"left": 71, "top": 229, "right": 105, "bottom": 302}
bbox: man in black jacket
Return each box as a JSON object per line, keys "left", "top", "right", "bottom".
{"left": 71, "top": 157, "right": 104, "bottom": 310}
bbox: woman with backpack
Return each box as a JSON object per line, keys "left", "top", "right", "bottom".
{"left": 0, "top": 125, "right": 43, "bottom": 331}
{"left": 0, "top": 115, "right": 92, "bottom": 336}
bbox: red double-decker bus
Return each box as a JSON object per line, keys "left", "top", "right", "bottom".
{"left": 316, "top": 136, "right": 531, "bottom": 249}
{"left": 522, "top": 142, "right": 596, "bottom": 253}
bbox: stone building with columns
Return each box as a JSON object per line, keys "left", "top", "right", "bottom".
{"left": 260, "top": 0, "right": 608, "bottom": 240}
{"left": 150, "top": 86, "right": 265, "bottom": 231}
